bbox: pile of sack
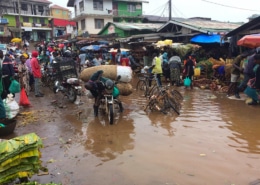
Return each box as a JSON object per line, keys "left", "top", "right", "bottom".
{"left": 80, "top": 65, "right": 133, "bottom": 96}
{"left": 0, "top": 133, "right": 43, "bottom": 184}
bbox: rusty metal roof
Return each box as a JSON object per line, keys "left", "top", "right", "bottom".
{"left": 158, "top": 18, "right": 241, "bottom": 34}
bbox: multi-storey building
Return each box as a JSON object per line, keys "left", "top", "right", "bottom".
{"left": 50, "top": 4, "right": 77, "bottom": 39}
{"left": 1, "top": 0, "right": 52, "bottom": 42}
{"left": 67, "top": 0, "right": 148, "bottom": 35}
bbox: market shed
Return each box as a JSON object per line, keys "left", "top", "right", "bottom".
{"left": 98, "top": 22, "right": 162, "bottom": 38}
{"left": 225, "top": 15, "right": 260, "bottom": 38}
{"left": 157, "top": 18, "right": 241, "bottom": 43}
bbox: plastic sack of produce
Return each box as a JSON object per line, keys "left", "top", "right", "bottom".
{"left": 3, "top": 94, "right": 19, "bottom": 119}
{"left": 80, "top": 65, "right": 132, "bottom": 83}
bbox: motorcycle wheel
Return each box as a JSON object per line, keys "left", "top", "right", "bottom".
{"left": 68, "top": 87, "right": 77, "bottom": 103}
{"left": 108, "top": 104, "right": 114, "bottom": 125}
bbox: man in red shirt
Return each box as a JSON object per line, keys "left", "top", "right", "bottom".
{"left": 120, "top": 54, "right": 130, "bottom": 66}
{"left": 31, "top": 51, "right": 43, "bottom": 97}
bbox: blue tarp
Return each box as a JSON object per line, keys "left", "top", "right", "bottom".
{"left": 190, "top": 34, "right": 223, "bottom": 44}
{"left": 80, "top": 45, "right": 100, "bottom": 51}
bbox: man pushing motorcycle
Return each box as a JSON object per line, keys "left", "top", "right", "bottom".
{"left": 85, "top": 70, "right": 124, "bottom": 117}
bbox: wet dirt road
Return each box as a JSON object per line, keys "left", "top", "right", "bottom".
{"left": 2, "top": 79, "right": 260, "bottom": 185}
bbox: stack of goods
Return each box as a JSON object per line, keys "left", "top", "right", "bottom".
{"left": 52, "top": 57, "right": 78, "bottom": 80}
{"left": 172, "top": 43, "right": 201, "bottom": 59}
{"left": 80, "top": 65, "right": 133, "bottom": 96}
{"left": 196, "top": 59, "right": 213, "bottom": 78}
{"left": 0, "top": 133, "right": 43, "bottom": 184}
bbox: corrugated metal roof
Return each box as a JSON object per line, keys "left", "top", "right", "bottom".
{"left": 225, "top": 16, "right": 260, "bottom": 37}
{"left": 110, "top": 22, "right": 163, "bottom": 31}
{"left": 158, "top": 18, "right": 241, "bottom": 33}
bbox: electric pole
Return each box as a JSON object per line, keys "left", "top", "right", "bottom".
{"left": 18, "top": 0, "right": 21, "bottom": 38}
{"left": 169, "top": 0, "right": 172, "bottom": 21}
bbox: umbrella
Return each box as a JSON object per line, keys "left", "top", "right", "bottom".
{"left": 80, "top": 45, "right": 100, "bottom": 51}
{"left": 11, "top": 38, "right": 22, "bottom": 43}
{"left": 237, "top": 34, "right": 260, "bottom": 48}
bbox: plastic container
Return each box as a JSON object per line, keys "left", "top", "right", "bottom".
{"left": 194, "top": 67, "right": 201, "bottom": 76}
{"left": 0, "top": 119, "right": 17, "bottom": 136}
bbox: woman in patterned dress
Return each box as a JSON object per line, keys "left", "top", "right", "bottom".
{"left": 18, "top": 55, "right": 30, "bottom": 95}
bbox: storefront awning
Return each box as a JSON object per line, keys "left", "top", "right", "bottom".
{"left": 8, "top": 27, "right": 21, "bottom": 33}
{"left": 53, "top": 18, "right": 76, "bottom": 27}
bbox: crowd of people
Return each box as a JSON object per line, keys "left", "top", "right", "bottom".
{"left": 1, "top": 39, "right": 260, "bottom": 121}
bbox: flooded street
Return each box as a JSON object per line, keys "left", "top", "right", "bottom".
{"left": 2, "top": 77, "right": 260, "bottom": 185}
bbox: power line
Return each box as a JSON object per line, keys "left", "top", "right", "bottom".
{"left": 201, "top": 0, "right": 260, "bottom": 12}
{"left": 172, "top": 4, "right": 187, "bottom": 18}
{"left": 144, "top": 2, "right": 168, "bottom": 15}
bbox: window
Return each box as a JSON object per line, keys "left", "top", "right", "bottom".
{"left": 38, "top": 5, "right": 44, "bottom": 12}
{"left": 127, "top": 4, "right": 136, "bottom": 12}
{"left": 39, "top": 18, "right": 44, "bottom": 24}
{"left": 32, "top": 17, "right": 37, "bottom": 23}
{"left": 93, "top": 0, "right": 103, "bottom": 11}
{"left": 79, "top": 1, "right": 84, "bottom": 12}
{"left": 23, "top": 17, "right": 29, "bottom": 22}
{"left": 0, "top": 26, "right": 4, "bottom": 32}
{"left": 56, "top": 10, "right": 60, "bottom": 14}
{"left": 94, "top": 19, "right": 104, "bottom": 29}
{"left": 81, "top": 19, "right": 85, "bottom": 30}
{"left": 21, "top": 3, "right": 28, "bottom": 11}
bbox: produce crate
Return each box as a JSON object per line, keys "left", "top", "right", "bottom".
{"left": 52, "top": 57, "right": 78, "bottom": 80}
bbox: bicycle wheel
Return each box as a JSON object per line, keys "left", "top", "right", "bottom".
{"left": 171, "top": 89, "right": 183, "bottom": 102}
{"left": 146, "top": 84, "right": 159, "bottom": 98}
{"left": 136, "top": 80, "right": 148, "bottom": 96}
{"left": 163, "top": 95, "right": 180, "bottom": 115}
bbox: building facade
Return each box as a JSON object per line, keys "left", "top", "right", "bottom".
{"left": 50, "top": 5, "right": 77, "bottom": 39}
{"left": 1, "top": 0, "right": 52, "bottom": 42}
{"left": 67, "top": 0, "right": 148, "bottom": 35}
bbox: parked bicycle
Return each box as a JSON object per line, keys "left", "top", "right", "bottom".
{"left": 144, "top": 85, "right": 182, "bottom": 115}
{"left": 136, "top": 73, "right": 153, "bottom": 96}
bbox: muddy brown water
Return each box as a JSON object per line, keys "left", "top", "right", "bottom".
{"left": 1, "top": 78, "right": 260, "bottom": 185}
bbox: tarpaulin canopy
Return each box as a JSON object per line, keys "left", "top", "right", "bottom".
{"left": 190, "top": 34, "right": 223, "bottom": 44}
{"left": 80, "top": 45, "right": 101, "bottom": 51}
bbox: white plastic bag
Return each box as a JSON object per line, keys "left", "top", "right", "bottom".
{"left": 3, "top": 94, "right": 19, "bottom": 119}
{"left": 117, "top": 66, "right": 132, "bottom": 83}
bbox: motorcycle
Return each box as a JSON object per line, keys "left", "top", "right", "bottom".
{"left": 53, "top": 77, "right": 82, "bottom": 103}
{"left": 98, "top": 75, "right": 123, "bottom": 124}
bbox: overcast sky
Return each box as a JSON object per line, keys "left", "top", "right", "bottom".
{"left": 49, "top": 0, "right": 260, "bottom": 22}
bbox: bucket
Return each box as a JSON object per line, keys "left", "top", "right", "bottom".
{"left": 0, "top": 119, "right": 17, "bottom": 136}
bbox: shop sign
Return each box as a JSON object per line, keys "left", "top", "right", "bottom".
{"left": 35, "top": 23, "right": 41, "bottom": 27}
{"left": 108, "top": 25, "right": 115, "bottom": 34}
{"left": 23, "top": 22, "right": 32, "bottom": 27}
{"left": 0, "top": 18, "right": 8, "bottom": 24}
